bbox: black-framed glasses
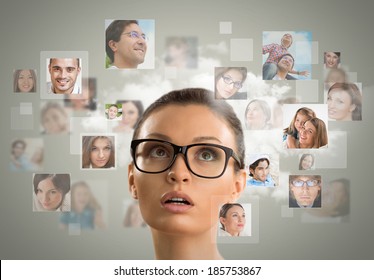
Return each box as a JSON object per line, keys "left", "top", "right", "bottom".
{"left": 122, "top": 31, "right": 147, "bottom": 41}
{"left": 131, "top": 139, "right": 242, "bottom": 179}
{"left": 221, "top": 75, "right": 243, "bottom": 89}
{"left": 291, "top": 179, "right": 320, "bottom": 187}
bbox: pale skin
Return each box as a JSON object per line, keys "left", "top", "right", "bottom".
{"left": 108, "top": 23, "right": 147, "bottom": 69}
{"left": 128, "top": 105, "right": 246, "bottom": 259}
{"left": 220, "top": 205, "right": 246, "bottom": 236}
{"left": 286, "top": 113, "right": 311, "bottom": 148}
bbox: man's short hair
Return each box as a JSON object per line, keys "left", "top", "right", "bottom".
{"left": 49, "top": 58, "right": 80, "bottom": 68}
{"left": 105, "top": 20, "right": 139, "bottom": 63}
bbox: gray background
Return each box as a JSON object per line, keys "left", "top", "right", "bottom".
{"left": 1, "top": 0, "right": 373, "bottom": 259}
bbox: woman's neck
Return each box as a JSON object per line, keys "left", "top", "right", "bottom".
{"left": 151, "top": 228, "right": 223, "bottom": 260}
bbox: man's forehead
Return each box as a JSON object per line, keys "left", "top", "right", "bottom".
{"left": 50, "top": 58, "right": 79, "bottom": 66}
{"left": 123, "top": 23, "right": 143, "bottom": 33}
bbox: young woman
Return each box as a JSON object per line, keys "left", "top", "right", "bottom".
{"left": 82, "top": 136, "right": 115, "bottom": 168}
{"left": 60, "top": 181, "right": 105, "bottom": 230}
{"left": 218, "top": 203, "right": 246, "bottom": 236}
{"left": 299, "top": 154, "right": 315, "bottom": 170}
{"left": 113, "top": 100, "right": 144, "bottom": 133}
{"left": 215, "top": 67, "right": 247, "bottom": 100}
{"left": 296, "top": 118, "right": 328, "bottom": 149}
{"left": 128, "top": 88, "right": 246, "bottom": 259}
{"left": 245, "top": 99, "right": 272, "bottom": 130}
{"left": 14, "top": 69, "right": 37, "bottom": 93}
{"left": 327, "top": 83, "right": 362, "bottom": 121}
{"left": 33, "top": 174, "right": 71, "bottom": 212}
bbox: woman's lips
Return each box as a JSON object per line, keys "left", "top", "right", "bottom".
{"left": 161, "top": 191, "right": 194, "bottom": 213}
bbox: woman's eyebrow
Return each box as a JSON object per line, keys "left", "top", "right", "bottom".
{"left": 191, "top": 136, "right": 222, "bottom": 143}
{"left": 145, "top": 133, "right": 171, "bottom": 141}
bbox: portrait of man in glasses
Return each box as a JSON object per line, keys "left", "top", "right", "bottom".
{"left": 105, "top": 20, "right": 147, "bottom": 69}
{"left": 289, "top": 175, "right": 321, "bottom": 208}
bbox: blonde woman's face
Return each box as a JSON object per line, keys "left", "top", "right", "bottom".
{"left": 299, "top": 121, "right": 316, "bottom": 148}
{"left": 128, "top": 105, "right": 245, "bottom": 236}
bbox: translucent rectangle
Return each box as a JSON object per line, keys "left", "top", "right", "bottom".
{"left": 11, "top": 107, "right": 33, "bottom": 130}
{"left": 296, "top": 80, "right": 319, "bottom": 102}
{"left": 314, "top": 131, "right": 347, "bottom": 169}
{"left": 230, "top": 38, "right": 253, "bottom": 61}
{"left": 70, "top": 117, "right": 109, "bottom": 155}
{"left": 219, "top": 21, "right": 232, "bottom": 34}
{"left": 19, "top": 103, "right": 33, "bottom": 115}
{"left": 281, "top": 205, "right": 294, "bottom": 218}
{"left": 311, "top": 41, "right": 319, "bottom": 64}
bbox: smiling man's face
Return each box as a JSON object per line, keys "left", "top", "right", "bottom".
{"left": 112, "top": 23, "right": 147, "bottom": 68}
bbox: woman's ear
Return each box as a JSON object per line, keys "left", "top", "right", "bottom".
{"left": 128, "top": 163, "right": 138, "bottom": 200}
{"left": 230, "top": 169, "right": 246, "bottom": 202}
{"left": 219, "top": 216, "right": 226, "bottom": 228}
{"left": 350, "top": 104, "right": 356, "bottom": 112}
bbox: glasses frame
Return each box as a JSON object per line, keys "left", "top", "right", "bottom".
{"left": 130, "top": 139, "right": 242, "bottom": 179}
{"left": 122, "top": 31, "right": 147, "bottom": 41}
{"left": 221, "top": 75, "right": 243, "bottom": 89}
{"left": 291, "top": 179, "right": 320, "bottom": 187}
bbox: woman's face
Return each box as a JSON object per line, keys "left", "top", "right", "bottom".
{"left": 301, "top": 155, "right": 313, "bottom": 170}
{"left": 42, "top": 107, "right": 68, "bottom": 134}
{"left": 122, "top": 102, "right": 139, "bottom": 128}
{"left": 17, "top": 70, "right": 34, "bottom": 92}
{"left": 36, "top": 178, "right": 63, "bottom": 210}
{"left": 325, "top": 52, "right": 339, "bottom": 68}
{"left": 290, "top": 176, "right": 320, "bottom": 207}
{"left": 246, "top": 101, "right": 266, "bottom": 129}
{"left": 220, "top": 205, "right": 246, "bottom": 236}
{"left": 294, "top": 113, "right": 309, "bottom": 132}
{"left": 73, "top": 185, "right": 90, "bottom": 210}
{"left": 216, "top": 69, "right": 243, "bottom": 99}
{"left": 299, "top": 121, "right": 316, "bottom": 148}
{"left": 108, "top": 106, "right": 118, "bottom": 119}
{"left": 90, "top": 138, "right": 111, "bottom": 168}
{"left": 128, "top": 105, "right": 245, "bottom": 236}
{"left": 327, "top": 89, "right": 354, "bottom": 121}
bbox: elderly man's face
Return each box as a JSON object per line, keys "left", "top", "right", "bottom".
{"left": 49, "top": 58, "right": 81, "bottom": 94}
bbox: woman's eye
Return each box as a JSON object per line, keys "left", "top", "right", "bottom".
{"left": 150, "top": 147, "right": 169, "bottom": 158}
{"left": 197, "top": 149, "right": 217, "bottom": 161}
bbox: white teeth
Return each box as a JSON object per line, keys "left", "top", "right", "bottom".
{"left": 170, "top": 197, "right": 185, "bottom": 202}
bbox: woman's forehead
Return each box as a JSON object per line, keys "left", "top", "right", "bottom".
{"left": 138, "top": 104, "right": 236, "bottom": 144}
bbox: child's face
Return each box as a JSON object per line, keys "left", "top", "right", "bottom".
{"left": 294, "top": 113, "right": 309, "bottom": 132}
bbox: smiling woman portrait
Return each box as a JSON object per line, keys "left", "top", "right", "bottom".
{"left": 128, "top": 88, "right": 246, "bottom": 259}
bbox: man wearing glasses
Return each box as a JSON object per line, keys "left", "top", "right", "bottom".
{"left": 289, "top": 175, "right": 322, "bottom": 208}
{"left": 106, "top": 20, "right": 147, "bottom": 69}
